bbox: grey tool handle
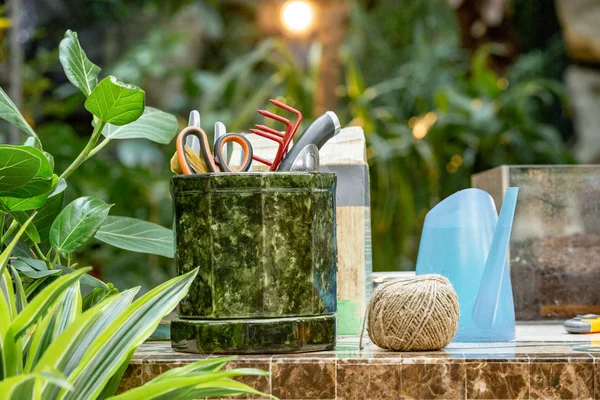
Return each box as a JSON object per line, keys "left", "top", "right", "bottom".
{"left": 278, "top": 111, "right": 340, "bottom": 172}
{"left": 186, "top": 110, "right": 201, "bottom": 155}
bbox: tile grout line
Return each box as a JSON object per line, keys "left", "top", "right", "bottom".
{"left": 463, "top": 358, "right": 467, "bottom": 400}
{"left": 527, "top": 356, "right": 531, "bottom": 400}
{"left": 269, "top": 355, "right": 273, "bottom": 397}
{"left": 591, "top": 352, "right": 597, "bottom": 400}
{"left": 333, "top": 356, "right": 337, "bottom": 400}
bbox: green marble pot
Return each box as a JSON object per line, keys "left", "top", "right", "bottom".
{"left": 170, "top": 172, "right": 337, "bottom": 354}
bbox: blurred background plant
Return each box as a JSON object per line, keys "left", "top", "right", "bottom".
{"left": 0, "top": 0, "right": 577, "bottom": 288}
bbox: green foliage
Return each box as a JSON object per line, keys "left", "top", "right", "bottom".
{"left": 50, "top": 197, "right": 113, "bottom": 254}
{"left": 95, "top": 216, "right": 174, "bottom": 258}
{"left": 58, "top": 30, "right": 101, "bottom": 97}
{"left": 85, "top": 76, "right": 145, "bottom": 126}
{"left": 0, "top": 87, "right": 38, "bottom": 139}
{"left": 0, "top": 29, "right": 179, "bottom": 312}
{"left": 0, "top": 224, "right": 270, "bottom": 398}
{"left": 101, "top": 107, "right": 178, "bottom": 144}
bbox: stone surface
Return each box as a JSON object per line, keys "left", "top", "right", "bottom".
{"left": 119, "top": 324, "right": 600, "bottom": 398}
{"left": 171, "top": 173, "right": 336, "bottom": 318}
{"left": 530, "top": 362, "right": 594, "bottom": 399}
{"left": 170, "top": 173, "right": 337, "bottom": 354}
{"left": 272, "top": 359, "right": 336, "bottom": 399}
{"left": 472, "top": 166, "right": 600, "bottom": 320}
{"left": 557, "top": 0, "right": 600, "bottom": 64}
{"left": 466, "top": 362, "right": 529, "bottom": 399}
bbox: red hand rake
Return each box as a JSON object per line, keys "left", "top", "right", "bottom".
{"left": 250, "top": 99, "right": 302, "bottom": 171}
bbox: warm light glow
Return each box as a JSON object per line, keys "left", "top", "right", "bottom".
{"left": 411, "top": 112, "right": 438, "bottom": 139}
{"left": 281, "top": 1, "right": 314, "bottom": 34}
{"left": 412, "top": 121, "right": 429, "bottom": 139}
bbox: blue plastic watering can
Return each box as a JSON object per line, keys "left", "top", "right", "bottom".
{"left": 415, "top": 187, "right": 519, "bottom": 342}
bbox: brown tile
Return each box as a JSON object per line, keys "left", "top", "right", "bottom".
{"left": 466, "top": 362, "right": 529, "bottom": 399}
{"left": 401, "top": 362, "right": 466, "bottom": 399}
{"left": 271, "top": 360, "right": 335, "bottom": 399}
{"left": 530, "top": 362, "right": 593, "bottom": 399}
{"left": 336, "top": 362, "right": 370, "bottom": 400}
{"left": 336, "top": 361, "right": 401, "bottom": 400}
{"left": 116, "top": 364, "right": 143, "bottom": 394}
{"left": 141, "top": 362, "right": 173, "bottom": 383}
{"left": 225, "top": 360, "right": 271, "bottom": 399}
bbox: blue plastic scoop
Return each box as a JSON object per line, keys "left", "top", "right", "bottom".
{"left": 415, "top": 187, "right": 519, "bottom": 342}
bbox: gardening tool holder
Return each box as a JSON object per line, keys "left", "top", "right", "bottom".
{"left": 170, "top": 172, "right": 337, "bottom": 354}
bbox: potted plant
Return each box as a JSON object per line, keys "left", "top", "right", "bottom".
{"left": 0, "top": 30, "right": 273, "bottom": 399}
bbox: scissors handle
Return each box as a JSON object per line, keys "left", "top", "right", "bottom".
{"left": 213, "top": 134, "right": 253, "bottom": 172}
{"left": 177, "top": 127, "right": 219, "bottom": 174}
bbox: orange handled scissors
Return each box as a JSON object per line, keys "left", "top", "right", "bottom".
{"left": 176, "top": 127, "right": 253, "bottom": 174}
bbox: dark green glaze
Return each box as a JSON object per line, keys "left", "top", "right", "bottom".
{"left": 171, "top": 315, "right": 336, "bottom": 354}
{"left": 170, "top": 172, "right": 337, "bottom": 354}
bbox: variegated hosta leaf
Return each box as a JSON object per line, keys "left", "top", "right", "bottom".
{"left": 34, "top": 289, "right": 139, "bottom": 400}
{"left": 106, "top": 373, "right": 273, "bottom": 400}
{"left": 24, "top": 282, "right": 81, "bottom": 373}
{"left": 0, "top": 370, "right": 72, "bottom": 399}
{"left": 8, "top": 268, "right": 89, "bottom": 339}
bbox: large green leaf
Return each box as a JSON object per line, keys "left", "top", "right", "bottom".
{"left": 0, "top": 146, "right": 53, "bottom": 199}
{"left": 101, "top": 107, "right": 178, "bottom": 144}
{"left": 94, "top": 216, "right": 174, "bottom": 258}
{"left": 50, "top": 196, "right": 113, "bottom": 254}
{"left": 57, "top": 268, "right": 198, "bottom": 400}
{"left": 0, "top": 146, "right": 42, "bottom": 194}
{"left": 0, "top": 87, "right": 38, "bottom": 139}
{"left": 33, "top": 178, "right": 67, "bottom": 242}
{"left": 1, "top": 174, "right": 58, "bottom": 211}
{"left": 59, "top": 30, "right": 101, "bottom": 97}
{"left": 85, "top": 76, "right": 145, "bottom": 126}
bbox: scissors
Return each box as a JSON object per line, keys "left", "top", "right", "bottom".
{"left": 176, "top": 112, "right": 253, "bottom": 174}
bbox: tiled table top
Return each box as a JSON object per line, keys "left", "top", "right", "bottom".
{"left": 119, "top": 323, "right": 600, "bottom": 399}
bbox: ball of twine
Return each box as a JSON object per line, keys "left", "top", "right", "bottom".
{"left": 361, "top": 274, "right": 460, "bottom": 351}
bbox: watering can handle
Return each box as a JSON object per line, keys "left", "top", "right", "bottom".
{"left": 472, "top": 187, "right": 519, "bottom": 329}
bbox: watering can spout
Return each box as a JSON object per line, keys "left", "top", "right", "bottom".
{"left": 472, "top": 187, "right": 519, "bottom": 329}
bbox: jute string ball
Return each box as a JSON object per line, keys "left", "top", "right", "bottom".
{"left": 361, "top": 274, "right": 460, "bottom": 351}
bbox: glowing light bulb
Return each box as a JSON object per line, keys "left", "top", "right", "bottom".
{"left": 281, "top": 1, "right": 314, "bottom": 34}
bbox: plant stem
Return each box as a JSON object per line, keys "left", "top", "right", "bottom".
{"left": 88, "top": 137, "right": 111, "bottom": 158}
{"left": 0, "top": 212, "right": 5, "bottom": 239}
{"left": 33, "top": 243, "right": 52, "bottom": 270}
{"left": 1, "top": 220, "right": 18, "bottom": 244}
{"left": 59, "top": 118, "right": 107, "bottom": 180}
